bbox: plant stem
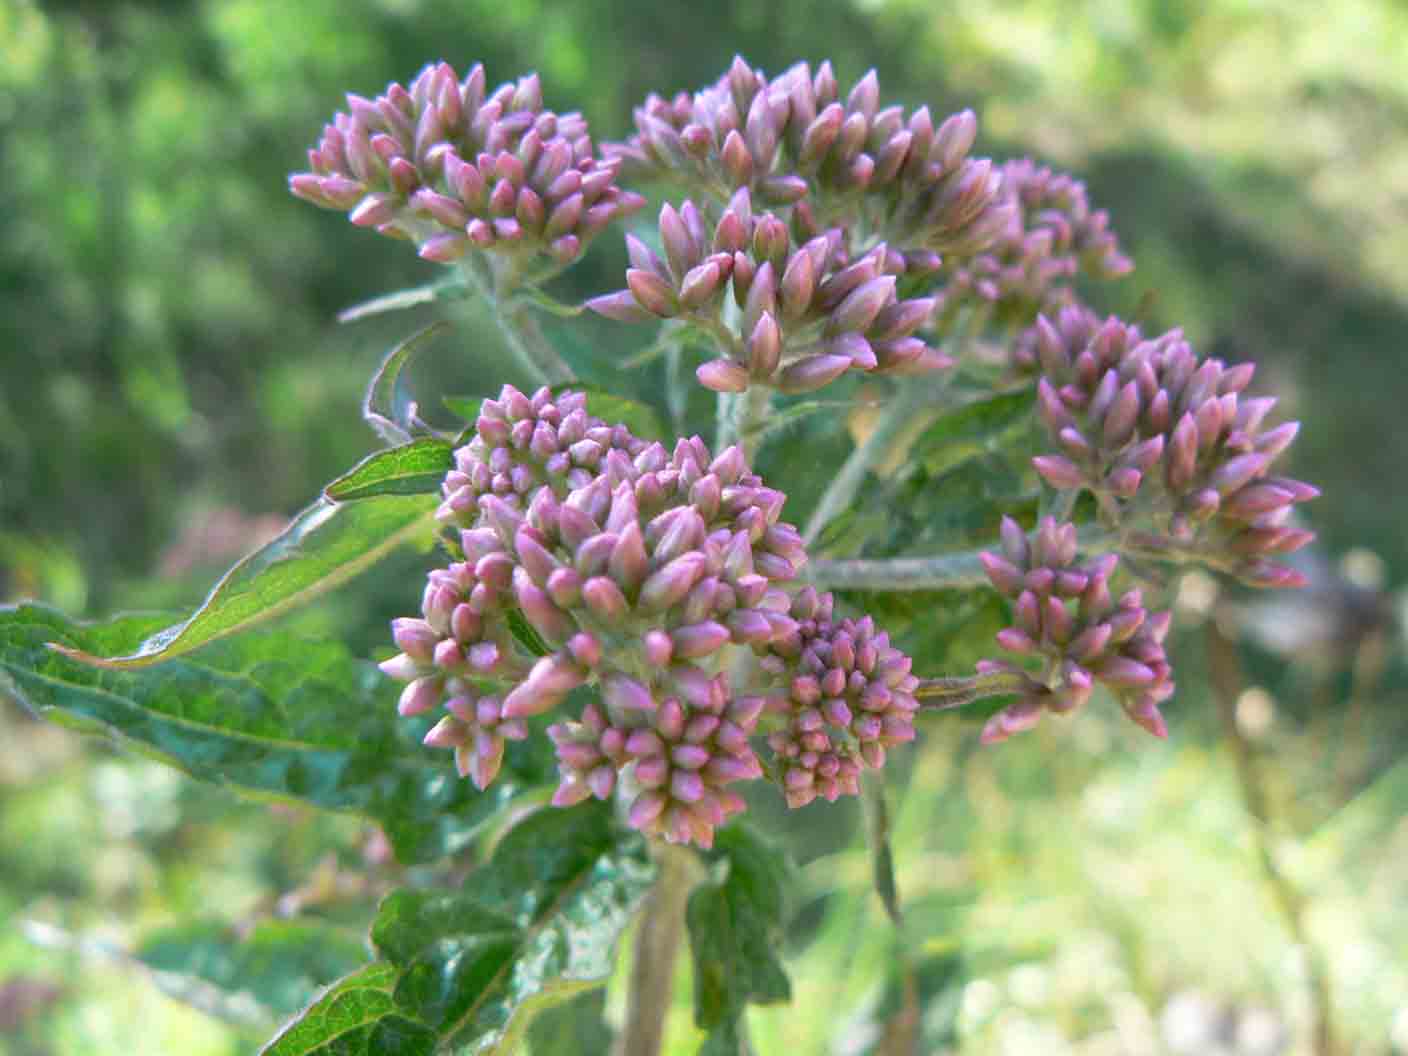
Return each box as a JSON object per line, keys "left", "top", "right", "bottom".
{"left": 915, "top": 669, "right": 1032, "bottom": 709}
{"left": 1206, "top": 618, "right": 1337, "bottom": 1056}
{"left": 861, "top": 773, "right": 920, "bottom": 1054}
{"left": 618, "top": 841, "right": 697, "bottom": 1056}
{"left": 716, "top": 385, "right": 772, "bottom": 462}
{"left": 804, "top": 551, "right": 990, "bottom": 592}
{"left": 458, "top": 258, "right": 575, "bottom": 386}
{"left": 803, "top": 383, "right": 928, "bottom": 546}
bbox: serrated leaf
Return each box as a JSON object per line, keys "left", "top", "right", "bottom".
{"left": 909, "top": 387, "right": 1037, "bottom": 477}
{"left": 687, "top": 824, "right": 792, "bottom": 1046}
{"left": 261, "top": 963, "right": 436, "bottom": 1056}
{"left": 323, "top": 439, "right": 452, "bottom": 502}
{"left": 136, "top": 919, "right": 368, "bottom": 1019}
{"left": 53, "top": 464, "right": 442, "bottom": 670}
{"left": 1, "top": 604, "right": 525, "bottom": 862}
{"left": 363, "top": 323, "right": 451, "bottom": 445}
{"left": 373, "top": 803, "right": 655, "bottom": 1054}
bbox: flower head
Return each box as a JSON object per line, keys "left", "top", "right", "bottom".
{"left": 979, "top": 516, "right": 1174, "bottom": 740}
{"left": 290, "top": 62, "right": 644, "bottom": 269}
{"left": 1022, "top": 307, "right": 1316, "bottom": 587}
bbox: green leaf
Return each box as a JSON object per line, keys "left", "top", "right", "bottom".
{"left": 371, "top": 802, "right": 655, "bottom": 1053}
{"left": 565, "top": 384, "right": 666, "bottom": 441}
{"left": 323, "top": 439, "right": 453, "bottom": 502}
{"left": 0, "top": 604, "right": 525, "bottom": 862}
{"left": 909, "top": 387, "right": 1037, "bottom": 477}
{"left": 687, "top": 824, "right": 792, "bottom": 1047}
{"left": 54, "top": 464, "right": 442, "bottom": 670}
{"left": 337, "top": 277, "right": 468, "bottom": 324}
{"left": 135, "top": 919, "right": 369, "bottom": 1019}
{"left": 362, "top": 323, "right": 451, "bottom": 446}
{"left": 525, "top": 990, "right": 614, "bottom": 1056}
{"left": 261, "top": 963, "right": 436, "bottom": 1056}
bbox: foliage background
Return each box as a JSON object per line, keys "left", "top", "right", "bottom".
{"left": 1, "top": 0, "right": 1406, "bottom": 1052}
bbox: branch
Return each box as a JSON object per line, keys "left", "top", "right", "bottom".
{"left": 617, "top": 842, "right": 697, "bottom": 1056}
{"left": 803, "top": 551, "right": 990, "bottom": 592}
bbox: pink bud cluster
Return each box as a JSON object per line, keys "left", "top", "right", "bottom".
{"left": 381, "top": 385, "right": 815, "bottom": 847}
{"left": 934, "top": 160, "right": 1132, "bottom": 328}
{"left": 605, "top": 57, "right": 1010, "bottom": 261}
{"left": 754, "top": 588, "right": 919, "bottom": 807}
{"left": 1021, "top": 306, "right": 1317, "bottom": 587}
{"left": 289, "top": 62, "right": 644, "bottom": 268}
{"left": 586, "top": 192, "right": 947, "bottom": 393}
{"left": 979, "top": 517, "right": 1174, "bottom": 742}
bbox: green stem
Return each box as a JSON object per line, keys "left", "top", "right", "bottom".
{"left": 458, "top": 259, "right": 575, "bottom": 387}
{"left": 1206, "top": 619, "right": 1337, "bottom": 1056}
{"left": 716, "top": 385, "right": 772, "bottom": 462}
{"left": 915, "top": 669, "right": 1032, "bottom": 709}
{"left": 803, "top": 551, "right": 990, "bottom": 592}
{"left": 803, "top": 383, "right": 927, "bottom": 547}
{"left": 618, "top": 842, "right": 697, "bottom": 1056}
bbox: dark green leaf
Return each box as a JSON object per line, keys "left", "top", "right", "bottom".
{"left": 1, "top": 604, "right": 524, "bottom": 862}
{"left": 687, "top": 824, "right": 792, "bottom": 1046}
{"left": 505, "top": 608, "right": 552, "bottom": 659}
{"left": 261, "top": 963, "right": 436, "bottom": 1056}
{"left": 52, "top": 475, "right": 441, "bottom": 670}
{"left": 372, "top": 803, "right": 654, "bottom": 1053}
{"left": 909, "top": 387, "right": 1038, "bottom": 477}
{"left": 136, "top": 919, "right": 368, "bottom": 1019}
{"left": 323, "top": 439, "right": 452, "bottom": 502}
{"left": 525, "top": 989, "right": 614, "bottom": 1056}
{"left": 362, "top": 323, "right": 451, "bottom": 446}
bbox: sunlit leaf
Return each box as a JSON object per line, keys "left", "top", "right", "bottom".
{"left": 0, "top": 604, "right": 527, "bottom": 862}
{"left": 52, "top": 465, "right": 442, "bottom": 670}
{"left": 323, "top": 439, "right": 452, "bottom": 502}
{"left": 261, "top": 963, "right": 436, "bottom": 1056}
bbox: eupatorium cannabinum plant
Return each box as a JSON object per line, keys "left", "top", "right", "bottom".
{"left": 1, "top": 57, "right": 1317, "bottom": 1055}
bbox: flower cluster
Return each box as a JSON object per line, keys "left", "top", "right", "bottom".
{"left": 754, "top": 588, "right": 920, "bottom": 807}
{"left": 1020, "top": 306, "right": 1316, "bottom": 587}
{"left": 605, "top": 57, "right": 1010, "bottom": 262}
{"left": 289, "top": 62, "right": 643, "bottom": 269}
{"left": 381, "top": 385, "right": 818, "bottom": 846}
{"left": 586, "top": 192, "right": 946, "bottom": 392}
{"left": 933, "top": 160, "right": 1132, "bottom": 329}
{"left": 978, "top": 517, "right": 1174, "bottom": 742}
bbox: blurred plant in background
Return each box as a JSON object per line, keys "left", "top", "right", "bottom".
{"left": 1, "top": 1, "right": 1405, "bottom": 1054}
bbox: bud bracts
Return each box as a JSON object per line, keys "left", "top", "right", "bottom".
{"left": 290, "top": 62, "right": 644, "bottom": 268}
{"left": 605, "top": 58, "right": 1009, "bottom": 261}
{"left": 979, "top": 517, "right": 1174, "bottom": 741}
{"left": 934, "top": 160, "right": 1132, "bottom": 329}
{"left": 1021, "top": 306, "right": 1317, "bottom": 587}
{"left": 587, "top": 191, "right": 948, "bottom": 390}
{"left": 755, "top": 588, "right": 919, "bottom": 807}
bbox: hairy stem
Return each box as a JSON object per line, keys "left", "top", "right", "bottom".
{"left": 618, "top": 842, "right": 697, "bottom": 1056}
{"left": 804, "top": 551, "right": 990, "bottom": 592}
{"left": 915, "top": 669, "right": 1033, "bottom": 709}
{"left": 861, "top": 774, "right": 920, "bottom": 1054}
{"left": 459, "top": 258, "right": 575, "bottom": 386}
{"left": 1206, "top": 618, "right": 1337, "bottom": 1056}
{"left": 716, "top": 385, "right": 772, "bottom": 461}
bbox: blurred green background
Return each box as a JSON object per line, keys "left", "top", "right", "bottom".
{"left": 2, "top": 0, "right": 1406, "bottom": 1052}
